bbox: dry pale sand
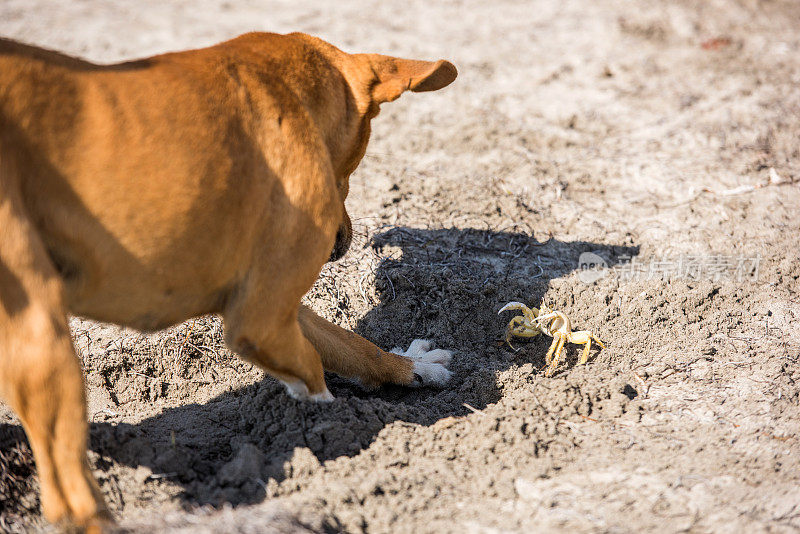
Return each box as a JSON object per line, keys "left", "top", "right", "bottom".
{"left": 1, "top": 0, "right": 799, "bottom": 532}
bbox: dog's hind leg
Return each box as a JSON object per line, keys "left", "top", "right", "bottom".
{"left": 0, "top": 179, "right": 109, "bottom": 530}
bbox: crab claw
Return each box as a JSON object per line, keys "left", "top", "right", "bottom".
{"left": 534, "top": 311, "right": 558, "bottom": 323}
{"left": 498, "top": 301, "right": 530, "bottom": 314}
{"left": 499, "top": 301, "right": 540, "bottom": 324}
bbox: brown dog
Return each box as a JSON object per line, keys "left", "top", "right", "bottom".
{"left": 0, "top": 32, "right": 456, "bottom": 530}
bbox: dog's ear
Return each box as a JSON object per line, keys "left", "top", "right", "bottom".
{"left": 358, "top": 55, "right": 458, "bottom": 104}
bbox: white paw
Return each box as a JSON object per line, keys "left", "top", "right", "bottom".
{"left": 392, "top": 339, "right": 453, "bottom": 387}
{"left": 281, "top": 380, "right": 334, "bottom": 402}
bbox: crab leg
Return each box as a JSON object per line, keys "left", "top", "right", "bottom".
{"left": 569, "top": 331, "right": 605, "bottom": 365}
{"left": 545, "top": 333, "right": 567, "bottom": 376}
{"left": 544, "top": 333, "right": 561, "bottom": 365}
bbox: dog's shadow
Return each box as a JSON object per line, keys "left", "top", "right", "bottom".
{"left": 1, "top": 227, "right": 637, "bottom": 514}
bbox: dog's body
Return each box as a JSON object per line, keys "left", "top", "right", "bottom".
{"left": 0, "top": 33, "right": 456, "bottom": 529}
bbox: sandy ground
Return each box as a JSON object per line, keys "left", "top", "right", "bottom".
{"left": 1, "top": 0, "right": 799, "bottom": 532}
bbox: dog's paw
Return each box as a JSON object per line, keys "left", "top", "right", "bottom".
{"left": 281, "top": 380, "right": 335, "bottom": 402}
{"left": 392, "top": 339, "right": 453, "bottom": 387}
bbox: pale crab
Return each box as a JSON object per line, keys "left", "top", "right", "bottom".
{"left": 499, "top": 301, "right": 605, "bottom": 376}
